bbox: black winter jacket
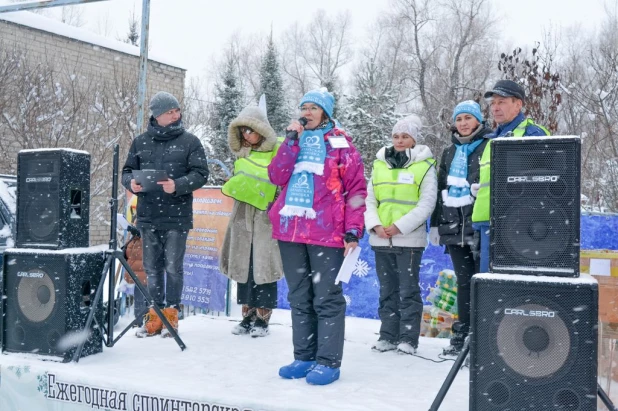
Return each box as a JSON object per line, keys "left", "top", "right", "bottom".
{"left": 430, "top": 126, "right": 492, "bottom": 246}
{"left": 121, "top": 118, "right": 209, "bottom": 230}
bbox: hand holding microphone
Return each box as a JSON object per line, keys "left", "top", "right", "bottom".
{"left": 286, "top": 117, "right": 308, "bottom": 140}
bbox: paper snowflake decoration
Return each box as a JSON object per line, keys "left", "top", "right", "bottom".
{"left": 353, "top": 258, "right": 370, "bottom": 277}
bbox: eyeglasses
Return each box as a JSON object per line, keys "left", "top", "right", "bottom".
{"left": 240, "top": 126, "right": 256, "bottom": 135}
{"left": 300, "top": 105, "right": 322, "bottom": 113}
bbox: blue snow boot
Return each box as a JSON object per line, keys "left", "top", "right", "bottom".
{"left": 306, "top": 364, "right": 340, "bottom": 385}
{"left": 278, "top": 360, "right": 317, "bottom": 379}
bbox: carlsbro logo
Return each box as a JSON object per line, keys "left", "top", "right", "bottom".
{"left": 25, "top": 177, "right": 52, "bottom": 183}
{"left": 504, "top": 308, "right": 556, "bottom": 317}
{"left": 17, "top": 271, "right": 44, "bottom": 278}
{"left": 507, "top": 175, "right": 560, "bottom": 183}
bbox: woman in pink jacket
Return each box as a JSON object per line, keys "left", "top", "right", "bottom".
{"left": 268, "top": 88, "right": 367, "bottom": 386}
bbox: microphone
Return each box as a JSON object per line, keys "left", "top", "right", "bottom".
{"left": 286, "top": 117, "right": 308, "bottom": 140}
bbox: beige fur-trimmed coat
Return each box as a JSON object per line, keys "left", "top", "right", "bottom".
{"left": 219, "top": 105, "right": 284, "bottom": 285}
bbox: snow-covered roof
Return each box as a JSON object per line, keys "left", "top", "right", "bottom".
{"left": 0, "top": 11, "right": 185, "bottom": 70}
{"left": 20, "top": 147, "right": 89, "bottom": 155}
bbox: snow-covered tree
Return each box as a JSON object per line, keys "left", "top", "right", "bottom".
{"left": 258, "top": 33, "right": 289, "bottom": 135}
{"left": 280, "top": 9, "right": 353, "bottom": 101}
{"left": 322, "top": 77, "right": 342, "bottom": 120}
{"left": 344, "top": 57, "right": 400, "bottom": 177}
{"left": 211, "top": 54, "right": 244, "bottom": 184}
{"left": 392, "top": 0, "right": 497, "bottom": 157}
{"left": 0, "top": 45, "right": 138, "bottom": 229}
{"left": 124, "top": 8, "right": 140, "bottom": 47}
{"left": 558, "top": 4, "right": 618, "bottom": 212}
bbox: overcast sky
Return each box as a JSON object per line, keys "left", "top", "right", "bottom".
{"left": 1, "top": 0, "right": 609, "bottom": 78}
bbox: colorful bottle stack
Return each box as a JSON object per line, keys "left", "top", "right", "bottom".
{"left": 421, "top": 270, "right": 458, "bottom": 338}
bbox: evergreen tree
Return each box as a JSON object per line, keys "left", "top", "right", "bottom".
{"left": 344, "top": 58, "right": 400, "bottom": 178}
{"left": 124, "top": 9, "right": 139, "bottom": 46}
{"left": 258, "top": 33, "right": 288, "bottom": 135}
{"left": 321, "top": 77, "right": 342, "bottom": 120}
{"left": 211, "top": 55, "right": 243, "bottom": 184}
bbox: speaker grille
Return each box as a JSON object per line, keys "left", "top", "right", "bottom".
{"left": 23, "top": 193, "right": 59, "bottom": 242}
{"left": 470, "top": 274, "right": 598, "bottom": 410}
{"left": 495, "top": 301, "right": 572, "bottom": 378}
{"left": 16, "top": 268, "right": 56, "bottom": 323}
{"left": 490, "top": 138, "right": 580, "bottom": 276}
{"left": 16, "top": 149, "right": 90, "bottom": 249}
{"left": 2, "top": 250, "right": 105, "bottom": 361}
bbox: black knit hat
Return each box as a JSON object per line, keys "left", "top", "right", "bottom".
{"left": 484, "top": 80, "right": 526, "bottom": 102}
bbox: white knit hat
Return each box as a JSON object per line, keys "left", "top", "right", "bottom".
{"left": 392, "top": 115, "right": 423, "bottom": 142}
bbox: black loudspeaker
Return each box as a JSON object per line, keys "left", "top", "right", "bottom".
{"left": 16, "top": 149, "right": 90, "bottom": 249}
{"left": 470, "top": 274, "right": 598, "bottom": 411}
{"left": 490, "top": 137, "right": 581, "bottom": 276}
{"left": 0, "top": 249, "right": 106, "bottom": 361}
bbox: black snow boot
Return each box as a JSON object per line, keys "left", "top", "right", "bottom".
{"left": 442, "top": 322, "right": 468, "bottom": 356}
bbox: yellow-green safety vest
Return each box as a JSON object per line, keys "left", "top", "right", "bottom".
{"left": 222, "top": 139, "right": 283, "bottom": 211}
{"left": 471, "top": 119, "right": 550, "bottom": 222}
{"left": 372, "top": 158, "right": 436, "bottom": 227}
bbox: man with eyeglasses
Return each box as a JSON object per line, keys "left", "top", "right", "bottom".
{"left": 122, "top": 91, "right": 209, "bottom": 338}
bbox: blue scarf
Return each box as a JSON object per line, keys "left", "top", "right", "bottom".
{"left": 280, "top": 127, "right": 330, "bottom": 219}
{"left": 443, "top": 138, "right": 484, "bottom": 207}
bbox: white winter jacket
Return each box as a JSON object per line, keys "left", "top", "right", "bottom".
{"left": 364, "top": 145, "right": 438, "bottom": 248}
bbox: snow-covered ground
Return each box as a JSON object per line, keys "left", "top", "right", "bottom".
{"left": 0, "top": 309, "right": 470, "bottom": 411}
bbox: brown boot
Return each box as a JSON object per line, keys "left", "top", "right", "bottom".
{"left": 232, "top": 305, "right": 256, "bottom": 335}
{"left": 250, "top": 308, "right": 272, "bottom": 338}
{"left": 136, "top": 307, "right": 163, "bottom": 338}
{"left": 161, "top": 307, "right": 179, "bottom": 338}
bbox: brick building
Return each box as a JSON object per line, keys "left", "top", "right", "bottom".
{"left": 0, "top": 11, "right": 186, "bottom": 245}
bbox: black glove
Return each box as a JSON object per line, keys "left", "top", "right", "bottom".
{"left": 285, "top": 117, "right": 308, "bottom": 140}
{"left": 127, "top": 225, "right": 141, "bottom": 237}
{"left": 286, "top": 128, "right": 300, "bottom": 141}
{"left": 344, "top": 232, "right": 359, "bottom": 243}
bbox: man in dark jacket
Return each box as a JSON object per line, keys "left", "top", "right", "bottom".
{"left": 122, "top": 91, "right": 208, "bottom": 337}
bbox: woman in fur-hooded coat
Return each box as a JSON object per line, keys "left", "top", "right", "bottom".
{"left": 219, "top": 104, "right": 284, "bottom": 337}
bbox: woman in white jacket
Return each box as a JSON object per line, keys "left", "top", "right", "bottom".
{"left": 364, "top": 115, "right": 437, "bottom": 355}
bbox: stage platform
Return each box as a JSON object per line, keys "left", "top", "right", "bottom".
{"left": 0, "top": 310, "right": 469, "bottom": 411}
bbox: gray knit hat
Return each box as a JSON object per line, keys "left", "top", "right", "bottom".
{"left": 149, "top": 91, "right": 180, "bottom": 118}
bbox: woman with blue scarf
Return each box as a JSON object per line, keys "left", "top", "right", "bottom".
{"left": 268, "top": 88, "right": 367, "bottom": 386}
{"left": 429, "top": 100, "right": 492, "bottom": 356}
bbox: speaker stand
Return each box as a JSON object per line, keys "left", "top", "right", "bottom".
{"left": 72, "top": 249, "right": 187, "bottom": 362}
{"left": 599, "top": 383, "right": 618, "bottom": 411}
{"left": 428, "top": 337, "right": 470, "bottom": 411}
{"left": 72, "top": 144, "right": 186, "bottom": 362}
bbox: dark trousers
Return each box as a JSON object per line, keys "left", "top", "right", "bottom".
{"left": 237, "top": 245, "right": 278, "bottom": 308}
{"left": 374, "top": 247, "right": 424, "bottom": 346}
{"left": 278, "top": 241, "right": 346, "bottom": 368}
{"left": 141, "top": 228, "right": 188, "bottom": 309}
{"left": 446, "top": 244, "right": 479, "bottom": 330}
